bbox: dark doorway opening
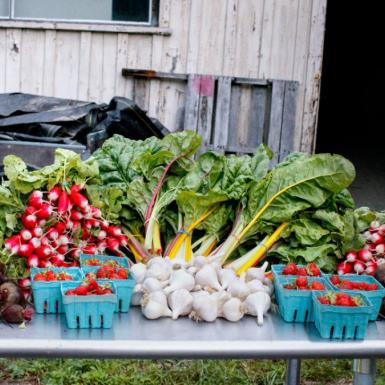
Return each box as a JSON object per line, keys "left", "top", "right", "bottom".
{"left": 316, "top": 2, "right": 384, "bottom": 210}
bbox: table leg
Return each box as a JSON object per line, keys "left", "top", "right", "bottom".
{"left": 353, "top": 358, "right": 376, "bottom": 385}
{"left": 285, "top": 358, "right": 301, "bottom": 385}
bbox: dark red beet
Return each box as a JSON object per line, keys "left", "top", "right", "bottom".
{"left": 1, "top": 304, "right": 33, "bottom": 323}
{"left": 0, "top": 281, "right": 25, "bottom": 307}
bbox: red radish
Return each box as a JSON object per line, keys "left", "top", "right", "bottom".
{"left": 86, "top": 219, "right": 99, "bottom": 228}
{"left": 70, "top": 209, "right": 83, "bottom": 221}
{"left": 57, "top": 191, "right": 70, "bottom": 215}
{"left": 379, "top": 224, "right": 385, "bottom": 234}
{"left": 82, "top": 244, "right": 97, "bottom": 255}
{"left": 363, "top": 231, "right": 371, "bottom": 240}
{"left": 20, "top": 229, "right": 32, "bottom": 242}
{"left": 24, "top": 206, "right": 37, "bottom": 216}
{"left": 55, "top": 222, "right": 67, "bottom": 234}
{"left": 18, "top": 278, "right": 31, "bottom": 288}
{"left": 107, "top": 226, "right": 122, "bottom": 237}
{"left": 36, "top": 204, "right": 52, "bottom": 219}
{"left": 70, "top": 191, "right": 89, "bottom": 208}
{"left": 97, "top": 230, "right": 107, "bottom": 240}
{"left": 337, "top": 261, "right": 353, "bottom": 275}
{"left": 48, "top": 186, "right": 62, "bottom": 202}
{"left": 345, "top": 252, "right": 357, "bottom": 263}
{"left": 354, "top": 260, "right": 366, "bottom": 274}
{"left": 70, "top": 184, "right": 82, "bottom": 194}
{"left": 29, "top": 238, "right": 41, "bottom": 249}
{"left": 97, "top": 240, "right": 107, "bottom": 253}
{"left": 370, "top": 232, "right": 385, "bottom": 245}
{"left": 4, "top": 235, "right": 20, "bottom": 251}
{"left": 66, "top": 220, "right": 74, "bottom": 230}
{"left": 39, "top": 260, "right": 52, "bottom": 268}
{"left": 28, "top": 191, "right": 43, "bottom": 208}
{"left": 81, "top": 227, "right": 91, "bottom": 240}
{"left": 47, "top": 228, "right": 59, "bottom": 241}
{"left": 21, "top": 214, "right": 37, "bottom": 229}
{"left": 370, "top": 221, "right": 381, "bottom": 231}
{"left": 366, "top": 260, "right": 378, "bottom": 275}
{"left": 70, "top": 248, "right": 80, "bottom": 258}
{"left": 90, "top": 207, "right": 102, "bottom": 218}
{"left": 40, "top": 236, "right": 49, "bottom": 246}
{"left": 107, "top": 237, "right": 120, "bottom": 253}
{"left": 35, "top": 245, "right": 51, "bottom": 259}
{"left": 58, "top": 235, "right": 70, "bottom": 245}
{"left": 18, "top": 244, "right": 34, "bottom": 258}
{"left": 101, "top": 221, "right": 109, "bottom": 231}
{"left": 51, "top": 254, "right": 65, "bottom": 266}
{"left": 376, "top": 244, "right": 385, "bottom": 256}
{"left": 117, "top": 234, "right": 128, "bottom": 246}
{"left": 358, "top": 249, "right": 373, "bottom": 262}
{"left": 31, "top": 227, "right": 43, "bottom": 238}
{"left": 38, "top": 219, "right": 47, "bottom": 227}
{"left": 56, "top": 244, "right": 68, "bottom": 254}
{"left": 27, "top": 254, "right": 39, "bottom": 268}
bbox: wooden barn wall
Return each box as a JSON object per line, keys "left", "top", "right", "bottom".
{"left": 0, "top": 0, "right": 327, "bottom": 153}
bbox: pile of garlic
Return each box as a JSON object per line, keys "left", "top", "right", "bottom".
{"left": 130, "top": 256, "right": 272, "bottom": 325}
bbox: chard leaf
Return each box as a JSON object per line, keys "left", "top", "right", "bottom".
{"left": 246, "top": 153, "right": 356, "bottom": 224}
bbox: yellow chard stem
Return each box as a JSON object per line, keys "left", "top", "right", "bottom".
{"left": 235, "top": 222, "right": 288, "bottom": 275}
{"left": 168, "top": 207, "right": 216, "bottom": 259}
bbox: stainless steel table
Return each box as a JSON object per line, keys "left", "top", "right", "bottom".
{"left": 0, "top": 308, "right": 383, "bottom": 384}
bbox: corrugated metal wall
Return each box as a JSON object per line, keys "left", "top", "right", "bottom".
{"left": 0, "top": 0, "right": 327, "bottom": 152}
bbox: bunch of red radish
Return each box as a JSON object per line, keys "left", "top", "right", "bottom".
{"left": 3, "top": 184, "right": 128, "bottom": 290}
{"left": 338, "top": 220, "right": 385, "bottom": 276}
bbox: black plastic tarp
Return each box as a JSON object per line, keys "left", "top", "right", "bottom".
{"left": 0, "top": 93, "right": 168, "bottom": 150}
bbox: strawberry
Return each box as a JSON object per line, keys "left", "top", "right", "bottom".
{"left": 102, "top": 288, "right": 113, "bottom": 295}
{"left": 297, "top": 267, "right": 308, "bottom": 276}
{"left": 65, "top": 289, "right": 77, "bottom": 296}
{"left": 34, "top": 273, "right": 45, "bottom": 281}
{"left": 335, "top": 296, "right": 353, "bottom": 307}
{"left": 295, "top": 277, "right": 308, "bottom": 288}
{"left": 339, "top": 280, "right": 354, "bottom": 290}
{"left": 367, "top": 283, "right": 379, "bottom": 291}
{"left": 87, "top": 278, "right": 99, "bottom": 293}
{"left": 282, "top": 263, "right": 298, "bottom": 275}
{"left": 318, "top": 296, "right": 330, "bottom": 305}
{"left": 74, "top": 285, "right": 88, "bottom": 296}
{"left": 311, "top": 281, "right": 325, "bottom": 290}
{"left": 307, "top": 263, "right": 321, "bottom": 277}
{"left": 117, "top": 268, "right": 128, "bottom": 279}
{"left": 283, "top": 284, "right": 295, "bottom": 290}
{"left": 330, "top": 275, "right": 341, "bottom": 285}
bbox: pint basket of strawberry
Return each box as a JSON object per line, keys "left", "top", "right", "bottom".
{"left": 61, "top": 279, "right": 117, "bottom": 329}
{"left": 79, "top": 254, "right": 130, "bottom": 269}
{"left": 326, "top": 274, "right": 385, "bottom": 321}
{"left": 82, "top": 264, "right": 135, "bottom": 313}
{"left": 31, "top": 267, "right": 83, "bottom": 314}
{"left": 272, "top": 262, "right": 323, "bottom": 278}
{"left": 312, "top": 291, "right": 373, "bottom": 339}
{"left": 275, "top": 276, "right": 331, "bottom": 322}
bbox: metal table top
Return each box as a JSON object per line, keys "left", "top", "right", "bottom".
{"left": 1, "top": 308, "right": 385, "bottom": 359}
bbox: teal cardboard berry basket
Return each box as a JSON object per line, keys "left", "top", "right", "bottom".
{"left": 324, "top": 274, "right": 385, "bottom": 321}
{"left": 31, "top": 267, "right": 83, "bottom": 314}
{"left": 312, "top": 290, "right": 373, "bottom": 339}
{"left": 79, "top": 253, "right": 130, "bottom": 268}
{"left": 81, "top": 266, "right": 135, "bottom": 313}
{"left": 61, "top": 281, "right": 117, "bottom": 329}
{"left": 275, "top": 276, "right": 332, "bottom": 322}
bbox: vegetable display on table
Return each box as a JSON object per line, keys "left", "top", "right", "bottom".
{"left": 2, "top": 129, "right": 381, "bottom": 327}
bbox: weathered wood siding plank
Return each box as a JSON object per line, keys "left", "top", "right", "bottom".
{"left": 267, "top": 80, "right": 285, "bottom": 164}
{"left": 5, "top": 29, "right": 22, "bottom": 92}
{"left": 0, "top": 30, "right": 7, "bottom": 92}
{"left": 213, "top": 76, "right": 232, "bottom": 151}
{"left": 77, "top": 32, "right": 92, "bottom": 100}
{"left": 43, "top": 30, "right": 57, "bottom": 96}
